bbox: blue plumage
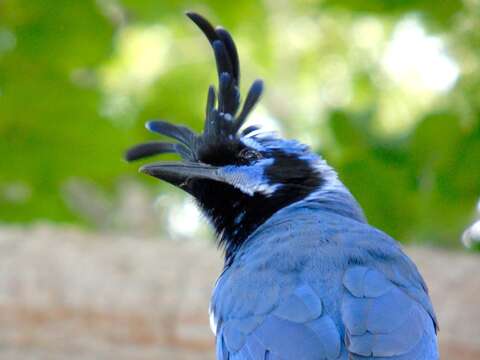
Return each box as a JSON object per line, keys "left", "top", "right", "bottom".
{"left": 126, "top": 12, "right": 439, "bottom": 359}
{"left": 210, "top": 203, "right": 438, "bottom": 359}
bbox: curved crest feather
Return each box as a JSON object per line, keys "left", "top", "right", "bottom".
{"left": 126, "top": 12, "right": 264, "bottom": 162}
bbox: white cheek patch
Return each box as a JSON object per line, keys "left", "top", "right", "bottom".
{"left": 231, "top": 180, "right": 280, "bottom": 196}
{"left": 220, "top": 159, "right": 279, "bottom": 196}
{"left": 241, "top": 137, "right": 265, "bottom": 151}
{"left": 253, "top": 182, "right": 280, "bottom": 196}
{"left": 223, "top": 172, "right": 278, "bottom": 196}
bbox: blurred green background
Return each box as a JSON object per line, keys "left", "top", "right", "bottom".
{"left": 1, "top": 0, "right": 479, "bottom": 248}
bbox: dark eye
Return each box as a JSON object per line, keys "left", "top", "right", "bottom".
{"left": 238, "top": 148, "right": 262, "bottom": 162}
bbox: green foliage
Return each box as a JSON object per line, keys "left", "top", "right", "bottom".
{"left": 0, "top": 0, "right": 121, "bottom": 222}
{"left": 321, "top": 0, "right": 463, "bottom": 28}
{"left": 1, "top": 0, "right": 479, "bottom": 248}
{"left": 325, "top": 110, "right": 480, "bottom": 246}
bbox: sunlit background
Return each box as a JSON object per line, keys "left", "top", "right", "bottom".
{"left": 2, "top": 0, "right": 480, "bottom": 248}
{"left": 1, "top": 0, "right": 480, "bottom": 358}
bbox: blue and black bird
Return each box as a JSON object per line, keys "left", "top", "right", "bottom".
{"left": 126, "top": 13, "right": 439, "bottom": 359}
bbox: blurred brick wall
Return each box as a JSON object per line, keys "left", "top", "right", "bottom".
{"left": 0, "top": 225, "right": 478, "bottom": 359}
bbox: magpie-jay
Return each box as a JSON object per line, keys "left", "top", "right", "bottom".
{"left": 126, "top": 12, "right": 439, "bottom": 359}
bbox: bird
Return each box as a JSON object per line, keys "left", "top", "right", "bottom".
{"left": 126, "top": 12, "right": 439, "bottom": 360}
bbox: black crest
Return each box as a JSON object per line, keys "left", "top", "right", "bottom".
{"left": 125, "top": 12, "right": 264, "bottom": 164}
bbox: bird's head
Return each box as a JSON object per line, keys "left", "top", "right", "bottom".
{"left": 126, "top": 13, "right": 354, "bottom": 259}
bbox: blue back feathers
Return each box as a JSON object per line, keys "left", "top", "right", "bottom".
{"left": 211, "top": 203, "right": 439, "bottom": 359}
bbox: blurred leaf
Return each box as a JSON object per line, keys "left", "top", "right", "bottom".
{"left": 0, "top": 0, "right": 479, "bottom": 249}
{"left": 321, "top": 0, "right": 464, "bottom": 28}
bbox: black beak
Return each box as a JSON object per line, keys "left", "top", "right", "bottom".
{"left": 139, "top": 161, "right": 225, "bottom": 193}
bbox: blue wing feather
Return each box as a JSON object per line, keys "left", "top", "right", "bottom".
{"left": 273, "top": 283, "right": 323, "bottom": 322}
{"left": 342, "top": 266, "right": 438, "bottom": 359}
{"left": 216, "top": 282, "right": 341, "bottom": 359}
{"left": 216, "top": 330, "right": 230, "bottom": 360}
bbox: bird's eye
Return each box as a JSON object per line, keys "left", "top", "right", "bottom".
{"left": 238, "top": 148, "right": 262, "bottom": 162}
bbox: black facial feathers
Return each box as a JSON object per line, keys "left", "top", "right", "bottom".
{"left": 194, "top": 148, "right": 322, "bottom": 261}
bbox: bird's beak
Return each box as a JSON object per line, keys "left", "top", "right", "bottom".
{"left": 139, "top": 161, "right": 225, "bottom": 193}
